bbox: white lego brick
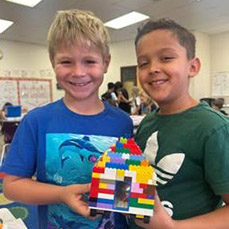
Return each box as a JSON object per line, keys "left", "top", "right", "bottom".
{"left": 122, "top": 154, "right": 130, "bottom": 159}
{"left": 125, "top": 170, "right": 136, "bottom": 182}
{"left": 100, "top": 168, "right": 116, "bottom": 180}
{"left": 98, "top": 193, "right": 114, "bottom": 200}
{"left": 128, "top": 207, "right": 154, "bottom": 216}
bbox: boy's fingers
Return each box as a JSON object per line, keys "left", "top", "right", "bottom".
{"left": 75, "top": 183, "right": 90, "bottom": 194}
{"left": 77, "top": 204, "right": 90, "bottom": 217}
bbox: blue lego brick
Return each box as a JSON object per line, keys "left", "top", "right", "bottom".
{"left": 106, "top": 163, "right": 129, "bottom": 170}
{"left": 97, "top": 198, "right": 114, "bottom": 205}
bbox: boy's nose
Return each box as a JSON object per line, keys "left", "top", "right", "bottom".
{"left": 71, "top": 64, "right": 86, "bottom": 76}
{"left": 149, "top": 61, "right": 161, "bottom": 74}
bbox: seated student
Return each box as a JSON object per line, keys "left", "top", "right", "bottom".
{"left": 132, "top": 18, "right": 229, "bottom": 228}
{"left": 139, "top": 92, "right": 157, "bottom": 115}
{"left": 2, "top": 9, "right": 133, "bottom": 229}
{"left": 0, "top": 102, "right": 19, "bottom": 144}
{"left": 101, "top": 82, "right": 118, "bottom": 106}
{"left": 130, "top": 86, "right": 141, "bottom": 115}
{"left": 0, "top": 102, "right": 13, "bottom": 119}
{"left": 212, "top": 98, "right": 228, "bottom": 115}
{"left": 115, "top": 81, "right": 131, "bottom": 114}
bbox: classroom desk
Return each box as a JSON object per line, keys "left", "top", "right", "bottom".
{"left": 0, "top": 116, "right": 23, "bottom": 144}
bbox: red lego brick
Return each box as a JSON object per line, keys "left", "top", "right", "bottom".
{"left": 90, "top": 189, "right": 99, "bottom": 198}
{"left": 98, "top": 188, "right": 114, "bottom": 194}
{"left": 140, "top": 183, "right": 148, "bottom": 189}
{"left": 93, "top": 166, "right": 105, "bottom": 173}
{"left": 110, "top": 146, "right": 116, "bottom": 152}
{"left": 91, "top": 177, "right": 100, "bottom": 187}
{"left": 130, "top": 192, "right": 148, "bottom": 198}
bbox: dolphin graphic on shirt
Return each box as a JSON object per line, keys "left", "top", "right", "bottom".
{"left": 58, "top": 136, "right": 103, "bottom": 168}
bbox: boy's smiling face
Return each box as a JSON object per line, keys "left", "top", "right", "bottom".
{"left": 52, "top": 42, "right": 110, "bottom": 106}
{"left": 136, "top": 29, "right": 200, "bottom": 114}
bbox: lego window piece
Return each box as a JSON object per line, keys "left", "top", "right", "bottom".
{"left": 114, "top": 181, "right": 130, "bottom": 210}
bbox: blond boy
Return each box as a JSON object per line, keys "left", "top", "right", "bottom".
{"left": 2, "top": 9, "right": 133, "bottom": 228}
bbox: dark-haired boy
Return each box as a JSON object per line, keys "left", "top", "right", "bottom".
{"left": 133, "top": 18, "right": 229, "bottom": 229}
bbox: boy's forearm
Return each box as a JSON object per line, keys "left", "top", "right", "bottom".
{"left": 3, "top": 175, "right": 64, "bottom": 205}
{"left": 173, "top": 205, "right": 229, "bottom": 229}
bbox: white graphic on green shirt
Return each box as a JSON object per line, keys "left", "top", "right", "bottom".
{"left": 144, "top": 131, "right": 185, "bottom": 216}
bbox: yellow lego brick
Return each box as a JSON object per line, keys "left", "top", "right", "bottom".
{"left": 120, "top": 137, "right": 127, "bottom": 144}
{"left": 102, "top": 155, "right": 110, "bottom": 163}
{"left": 116, "top": 174, "right": 124, "bottom": 181}
{"left": 129, "top": 165, "right": 139, "bottom": 172}
{"left": 136, "top": 176, "right": 148, "bottom": 184}
{"left": 99, "top": 183, "right": 107, "bottom": 189}
{"left": 92, "top": 173, "right": 101, "bottom": 178}
{"left": 117, "top": 169, "right": 125, "bottom": 176}
{"left": 136, "top": 172, "right": 151, "bottom": 183}
{"left": 98, "top": 161, "right": 106, "bottom": 168}
{"left": 136, "top": 215, "right": 144, "bottom": 219}
{"left": 138, "top": 198, "right": 155, "bottom": 205}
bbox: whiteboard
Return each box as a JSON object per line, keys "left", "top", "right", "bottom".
{"left": 19, "top": 79, "right": 52, "bottom": 111}
{"left": 0, "top": 79, "right": 19, "bottom": 108}
{"left": 212, "top": 72, "right": 229, "bottom": 96}
{"left": 0, "top": 77, "right": 53, "bottom": 111}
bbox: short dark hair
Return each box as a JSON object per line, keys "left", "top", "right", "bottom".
{"left": 2, "top": 102, "right": 12, "bottom": 110}
{"left": 213, "top": 98, "right": 224, "bottom": 109}
{"left": 135, "top": 18, "right": 196, "bottom": 60}
{"left": 107, "top": 82, "right": 114, "bottom": 90}
{"left": 115, "top": 81, "right": 123, "bottom": 89}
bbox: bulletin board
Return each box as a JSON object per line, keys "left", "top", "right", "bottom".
{"left": 212, "top": 71, "right": 229, "bottom": 96}
{"left": 0, "top": 77, "right": 53, "bottom": 111}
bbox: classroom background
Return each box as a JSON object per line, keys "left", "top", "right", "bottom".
{"left": 1, "top": 0, "right": 229, "bottom": 227}
{"left": 0, "top": 1, "right": 229, "bottom": 114}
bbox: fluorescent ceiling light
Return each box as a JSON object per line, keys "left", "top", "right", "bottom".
{"left": 105, "top": 11, "right": 149, "bottom": 29}
{"left": 0, "top": 19, "right": 13, "bottom": 33}
{"left": 5, "top": 0, "right": 43, "bottom": 7}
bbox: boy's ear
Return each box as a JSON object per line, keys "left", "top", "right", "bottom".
{"left": 103, "top": 55, "right": 111, "bottom": 73}
{"left": 189, "top": 57, "right": 201, "bottom": 78}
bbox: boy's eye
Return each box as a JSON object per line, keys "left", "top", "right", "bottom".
{"left": 60, "top": 60, "right": 71, "bottom": 65}
{"left": 161, "top": 56, "right": 174, "bottom": 61}
{"left": 86, "top": 59, "right": 97, "bottom": 64}
{"left": 138, "top": 61, "right": 148, "bottom": 68}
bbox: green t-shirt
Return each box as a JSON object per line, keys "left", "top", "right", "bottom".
{"left": 134, "top": 102, "right": 229, "bottom": 223}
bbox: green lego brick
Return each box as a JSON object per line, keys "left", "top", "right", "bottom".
{"left": 129, "top": 198, "right": 154, "bottom": 209}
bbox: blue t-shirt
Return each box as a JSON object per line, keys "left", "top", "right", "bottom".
{"left": 2, "top": 99, "right": 133, "bottom": 229}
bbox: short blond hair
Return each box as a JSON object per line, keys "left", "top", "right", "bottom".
{"left": 47, "top": 9, "right": 110, "bottom": 60}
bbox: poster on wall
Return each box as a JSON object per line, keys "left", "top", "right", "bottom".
{"left": 19, "top": 79, "right": 52, "bottom": 111}
{"left": 0, "top": 79, "right": 19, "bottom": 108}
{"left": 0, "top": 77, "right": 53, "bottom": 111}
{"left": 212, "top": 71, "right": 229, "bottom": 96}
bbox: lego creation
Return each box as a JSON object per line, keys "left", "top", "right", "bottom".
{"left": 89, "top": 137, "right": 157, "bottom": 223}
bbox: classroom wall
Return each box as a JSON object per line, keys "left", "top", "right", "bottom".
{"left": 211, "top": 31, "right": 229, "bottom": 104}
{"left": 100, "top": 40, "right": 136, "bottom": 95}
{"left": 190, "top": 31, "right": 211, "bottom": 100}
{"left": 0, "top": 39, "right": 64, "bottom": 101}
{"left": 0, "top": 30, "right": 225, "bottom": 105}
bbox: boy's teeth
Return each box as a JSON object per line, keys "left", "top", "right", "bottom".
{"left": 71, "top": 82, "right": 87, "bottom": 86}
{"left": 152, "top": 80, "right": 165, "bottom": 85}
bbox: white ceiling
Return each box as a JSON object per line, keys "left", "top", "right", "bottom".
{"left": 1, "top": 0, "right": 229, "bottom": 46}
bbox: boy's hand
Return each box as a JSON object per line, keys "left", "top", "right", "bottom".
{"left": 135, "top": 193, "right": 176, "bottom": 229}
{"left": 60, "top": 183, "right": 90, "bottom": 217}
